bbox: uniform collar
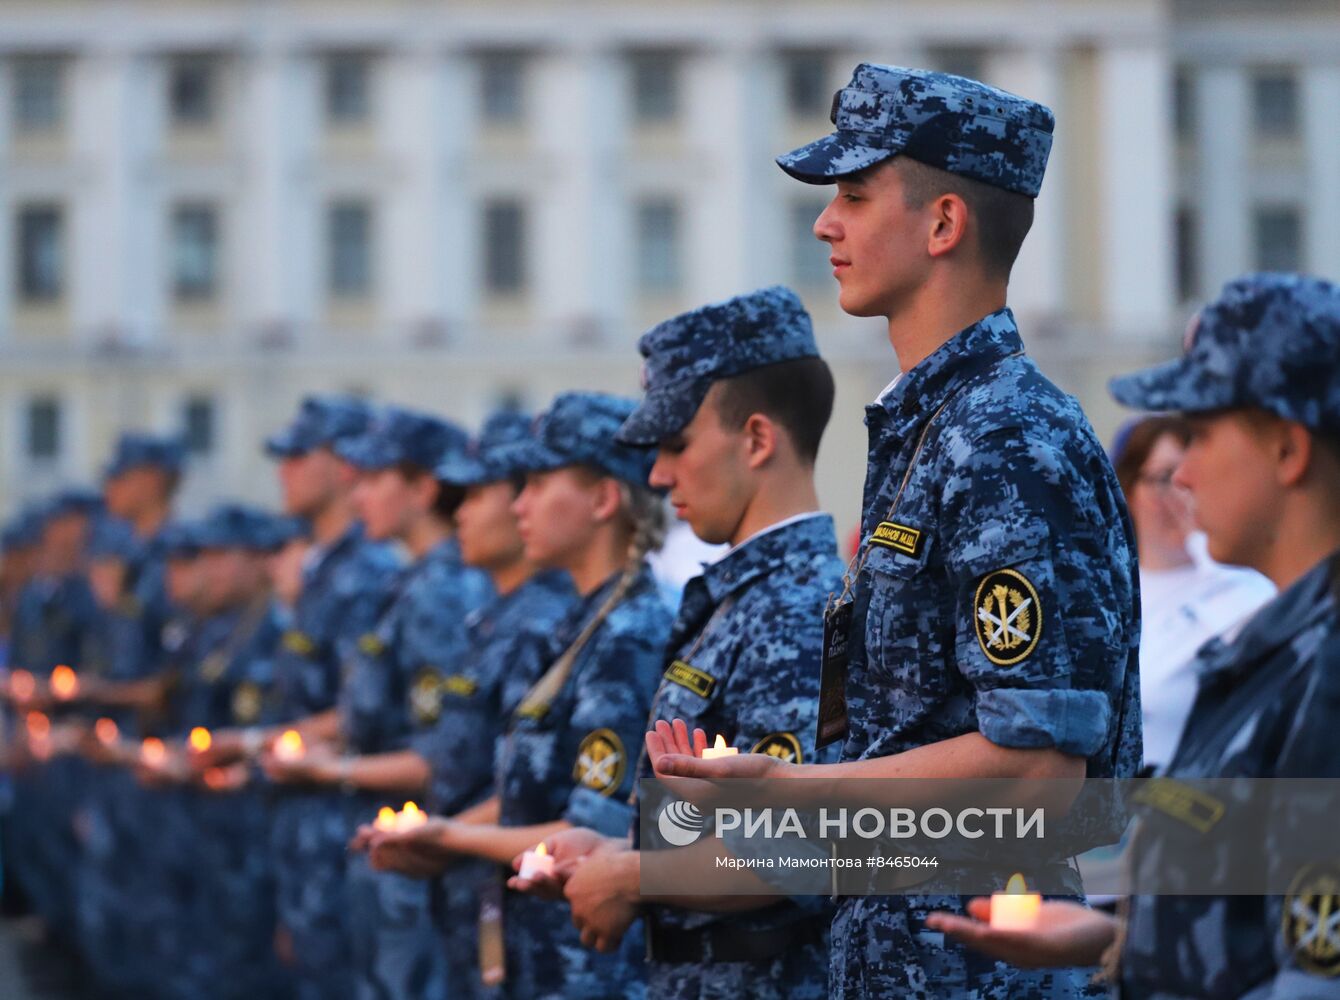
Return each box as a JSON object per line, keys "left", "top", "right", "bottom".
{"left": 701, "top": 512, "right": 835, "bottom": 604}
{"left": 304, "top": 522, "right": 363, "bottom": 579}
{"left": 872, "top": 308, "right": 1024, "bottom": 438}
{"left": 1195, "top": 553, "right": 1335, "bottom": 683}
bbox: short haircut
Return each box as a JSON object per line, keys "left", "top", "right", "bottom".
{"left": 894, "top": 157, "right": 1035, "bottom": 283}
{"left": 394, "top": 461, "right": 465, "bottom": 521}
{"left": 1113, "top": 415, "right": 1191, "bottom": 499}
{"left": 710, "top": 356, "right": 835, "bottom": 465}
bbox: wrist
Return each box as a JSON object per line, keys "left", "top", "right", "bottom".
{"left": 616, "top": 848, "right": 642, "bottom": 904}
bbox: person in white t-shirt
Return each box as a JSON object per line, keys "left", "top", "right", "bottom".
{"left": 1112, "top": 415, "right": 1275, "bottom": 772}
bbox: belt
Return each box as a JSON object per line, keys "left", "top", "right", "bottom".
{"left": 644, "top": 914, "right": 827, "bottom": 965}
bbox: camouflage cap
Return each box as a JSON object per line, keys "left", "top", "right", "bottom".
{"left": 87, "top": 516, "right": 142, "bottom": 562}
{"left": 160, "top": 521, "right": 204, "bottom": 560}
{"left": 103, "top": 432, "right": 187, "bottom": 481}
{"left": 195, "top": 503, "right": 294, "bottom": 553}
{"left": 437, "top": 411, "right": 534, "bottom": 486}
{"left": 494, "top": 392, "right": 655, "bottom": 488}
{"left": 776, "top": 63, "right": 1055, "bottom": 197}
{"left": 616, "top": 286, "right": 819, "bottom": 446}
{"left": 1110, "top": 273, "right": 1340, "bottom": 435}
{"left": 44, "top": 488, "right": 104, "bottom": 523}
{"left": 1, "top": 508, "right": 45, "bottom": 551}
{"left": 334, "top": 405, "right": 469, "bottom": 473}
{"left": 264, "top": 395, "right": 373, "bottom": 459}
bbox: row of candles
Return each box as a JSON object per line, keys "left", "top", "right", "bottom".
{"left": 8, "top": 669, "right": 1042, "bottom": 929}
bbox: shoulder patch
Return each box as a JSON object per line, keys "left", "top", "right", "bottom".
{"left": 282, "top": 630, "right": 315, "bottom": 656}
{"left": 751, "top": 732, "right": 803, "bottom": 764}
{"left": 574, "top": 728, "right": 626, "bottom": 797}
{"left": 410, "top": 668, "right": 444, "bottom": 725}
{"left": 973, "top": 567, "right": 1042, "bottom": 666}
{"left": 231, "top": 681, "right": 263, "bottom": 725}
{"left": 441, "top": 674, "right": 478, "bottom": 698}
{"left": 358, "top": 633, "right": 385, "bottom": 656}
{"left": 663, "top": 660, "right": 716, "bottom": 699}
{"left": 870, "top": 521, "right": 923, "bottom": 557}
{"left": 199, "top": 652, "right": 228, "bottom": 684}
{"left": 1283, "top": 862, "right": 1340, "bottom": 977}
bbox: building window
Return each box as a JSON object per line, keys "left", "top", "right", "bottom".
{"left": 325, "top": 54, "right": 370, "bottom": 125}
{"left": 16, "top": 204, "right": 63, "bottom": 302}
{"left": 479, "top": 52, "right": 526, "bottom": 125}
{"left": 630, "top": 51, "right": 680, "bottom": 125}
{"left": 169, "top": 57, "right": 216, "bottom": 126}
{"left": 782, "top": 51, "right": 831, "bottom": 119}
{"left": 327, "top": 201, "right": 372, "bottom": 298}
{"left": 182, "top": 396, "right": 215, "bottom": 455}
{"left": 1253, "top": 206, "right": 1301, "bottom": 272}
{"left": 927, "top": 46, "right": 987, "bottom": 84}
{"left": 1173, "top": 69, "right": 1194, "bottom": 140}
{"left": 1252, "top": 71, "right": 1299, "bottom": 139}
{"left": 26, "top": 397, "right": 60, "bottom": 461}
{"left": 171, "top": 203, "right": 219, "bottom": 301}
{"left": 635, "top": 198, "right": 682, "bottom": 295}
{"left": 790, "top": 199, "right": 829, "bottom": 288}
{"left": 482, "top": 199, "right": 526, "bottom": 296}
{"left": 1174, "top": 206, "right": 1198, "bottom": 302}
{"left": 13, "top": 57, "right": 62, "bottom": 132}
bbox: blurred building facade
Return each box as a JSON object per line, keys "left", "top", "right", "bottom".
{"left": 0, "top": 0, "right": 1335, "bottom": 531}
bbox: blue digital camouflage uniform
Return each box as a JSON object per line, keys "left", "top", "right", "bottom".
{"left": 1110, "top": 272, "right": 1340, "bottom": 999}
{"left": 491, "top": 392, "right": 673, "bottom": 999}
{"left": 333, "top": 406, "right": 494, "bottom": 1000}
{"left": 777, "top": 64, "right": 1140, "bottom": 999}
{"left": 617, "top": 285, "right": 844, "bottom": 998}
{"left": 426, "top": 410, "right": 578, "bottom": 998}
{"left": 264, "top": 395, "right": 402, "bottom": 1000}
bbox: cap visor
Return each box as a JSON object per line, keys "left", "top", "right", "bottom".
{"left": 436, "top": 455, "right": 490, "bottom": 486}
{"left": 615, "top": 387, "right": 694, "bottom": 447}
{"left": 264, "top": 431, "right": 307, "bottom": 458}
{"left": 1108, "top": 357, "right": 1235, "bottom": 414}
{"left": 490, "top": 439, "right": 568, "bottom": 475}
{"left": 335, "top": 437, "right": 394, "bottom": 470}
{"left": 776, "top": 133, "right": 895, "bottom": 184}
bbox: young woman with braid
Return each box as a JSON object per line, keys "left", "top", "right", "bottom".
{"left": 361, "top": 391, "right": 672, "bottom": 1000}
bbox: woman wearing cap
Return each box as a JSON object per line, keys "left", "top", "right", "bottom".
{"left": 362, "top": 391, "right": 672, "bottom": 1000}
{"left": 923, "top": 273, "right": 1340, "bottom": 998}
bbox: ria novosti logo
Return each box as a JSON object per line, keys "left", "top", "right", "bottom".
{"left": 657, "top": 800, "right": 705, "bottom": 846}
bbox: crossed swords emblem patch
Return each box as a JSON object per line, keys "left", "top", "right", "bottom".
{"left": 1285, "top": 863, "right": 1340, "bottom": 977}
{"left": 974, "top": 567, "right": 1042, "bottom": 666}
{"left": 574, "top": 728, "right": 626, "bottom": 797}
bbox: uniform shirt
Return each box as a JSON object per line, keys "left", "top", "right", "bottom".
{"left": 9, "top": 573, "right": 101, "bottom": 675}
{"left": 120, "top": 527, "right": 175, "bottom": 681}
{"left": 497, "top": 563, "right": 672, "bottom": 1000}
{"left": 1122, "top": 555, "right": 1340, "bottom": 1000}
{"left": 339, "top": 537, "right": 492, "bottom": 756}
{"left": 419, "top": 569, "right": 575, "bottom": 816}
{"left": 638, "top": 513, "right": 844, "bottom": 1000}
{"left": 834, "top": 308, "right": 1141, "bottom": 998}
{"left": 272, "top": 523, "right": 400, "bottom": 720}
{"left": 171, "top": 599, "right": 284, "bottom": 733}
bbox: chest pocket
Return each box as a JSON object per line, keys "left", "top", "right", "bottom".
{"left": 863, "top": 533, "right": 947, "bottom": 718}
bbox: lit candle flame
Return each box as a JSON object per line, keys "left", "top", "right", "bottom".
{"left": 275, "top": 729, "right": 305, "bottom": 761}
{"left": 10, "top": 670, "right": 36, "bottom": 701}
{"left": 95, "top": 717, "right": 119, "bottom": 745}
{"left": 141, "top": 737, "right": 166, "bottom": 765}
{"left": 374, "top": 806, "right": 398, "bottom": 831}
{"left": 1005, "top": 872, "right": 1028, "bottom": 894}
{"left": 188, "top": 727, "right": 212, "bottom": 753}
{"left": 399, "top": 801, "right": 426, "bottom": 828}
{"left": 26, "top": 711, "right": 50, "bottom": 740}
{"left": 535, "top": 841, "right": 548, "bottom": 858}
{"left": 50, "top": 665, "right": 78, "bottom": 700}
{"left": 713, "top": 734, "right": 727, "bottom": 751}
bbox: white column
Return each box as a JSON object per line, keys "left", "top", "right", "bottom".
{"left": 1097, "top": 42, "right": 1173, "bottom": 339}
{"left": 986, "top": 45, "right": 1067, "bottom": 329}
{"left": 437, "top": 54, "right": 475, "bottom": 331}
{"left": 1302, "top": 65, "right": 1340, "bottom": 277}
{"left": 1197, "top": 66, "right": 1250, "bottom": 293}
{"left": 380, "top": 47, "right": 440, "bottom": 336}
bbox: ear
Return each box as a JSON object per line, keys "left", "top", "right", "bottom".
{"left": 1276, "top": 421, "right": 1315, "bottom": 489}
{"left": 589, "top": 476, "right": 624, "bottom": 525}
{"left": 742, "top": 413, "right": 779, "bottom": 471}
{"left": 411, "top": 473, "right": 440, "bottom": 514}
{"left": 926, "top": 193, "right": 970, "bottom": 260}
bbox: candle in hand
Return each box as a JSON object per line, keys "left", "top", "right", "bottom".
{"left": 274, "top": 729, "right": 305, "bottom": 762}
{"left": 397, "top": 801, "right": 427, "bottom": 830}
{"left": 990, "top": 873, "right": 1041, "bottom": 931}
{"left": 188, "top": 727, "right": 212, "bottom": 753}
{"left": 50, "top": 665, "right": 79, "bottom": 700}
{"left": 374, "top": 806, "right": 398, "bottom": 832}
{"left": 10, "top": 670, "right": 36, "bottom": 702}
{"left": 95, "top": 718, "right": 119, "bottom": 746}
{"left": 518, "top": 841, "right": 556, "bottom": 881}
{"left": 141, "top": 737, "right": 166, "bottom": 766}
{"left": 700, "top": 734, "right": 739, "bottom": 759}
